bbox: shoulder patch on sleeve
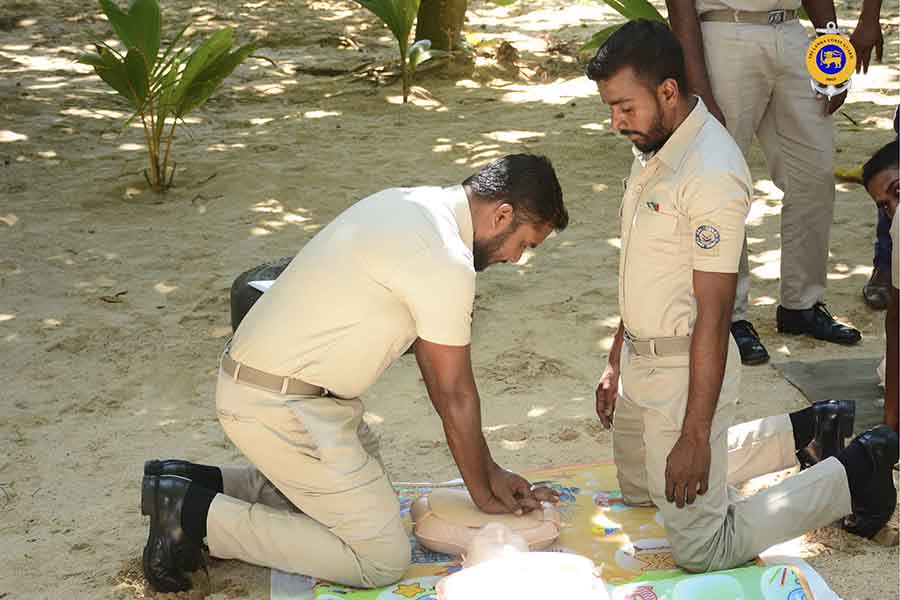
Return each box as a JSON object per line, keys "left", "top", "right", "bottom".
{"left": 695, "top": 224, "right": 721, "bottom": 250}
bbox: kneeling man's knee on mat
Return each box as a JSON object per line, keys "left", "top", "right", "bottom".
{"left": 356, "top": 527, "right": 412, "bottom": 588}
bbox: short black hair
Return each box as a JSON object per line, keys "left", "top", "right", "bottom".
{"left": 463, "top": 154, "right": 568, "bottom": 231}
{"left": 585, "top": 20, "right": 687, "bottom": 94}
{"left": 862, "top": 139, "right": 899, "bottom": 189}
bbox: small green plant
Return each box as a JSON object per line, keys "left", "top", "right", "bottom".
{"left": 581, "top": 0, "right": 666, "bottom": 52}
{"left": 79, "top": 0, "right": 256, "bottom": 193}
{"left": 354, "top": 0, "right": 446, "bottom": 102}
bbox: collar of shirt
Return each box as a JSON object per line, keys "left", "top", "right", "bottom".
{"left": 632, "top": 96, "right": 709, "bottom": 171}
{"left": 444, "top": 184, "right": 474, "bottom": 253}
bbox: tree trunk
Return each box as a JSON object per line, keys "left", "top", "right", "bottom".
{"left": 414, "top": 0, "right": 467, "bottom": 51}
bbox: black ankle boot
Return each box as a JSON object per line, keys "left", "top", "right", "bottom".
{"left": 144, "top": 459, "right": 224, "bottom": 493}
{"left": 842, "top": 426, "right": 899, "bottom": 539}
{"left": 797, "top": 400, "right": 856, "bottom": 468}
{"left": 145, "top": 459, "right": 193, "bottom": 479}
{"left": 141, "top": 475, "right": 205, "bottom": 593}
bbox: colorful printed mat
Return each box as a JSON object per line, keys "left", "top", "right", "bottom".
{"left": 271, "top": 463, "right": 838, "bottom": 600}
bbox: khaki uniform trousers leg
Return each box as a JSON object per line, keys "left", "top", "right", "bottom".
{"left": 725, "top": 413, "right": 798, "bottom": 487}
{"left": 614, "top": 341, "right": 851, "bottom": 572}
{"left": 219, "top": 420, "right": 384, "bottom": 512}
{"left": 206, "top": 371, "right": 411, "bottom": 588}
{"left": 615, "top": 396, "right": 799, "bottom": 501}
{"left": 702, "top": 21, "right": 835, "bottom": 319}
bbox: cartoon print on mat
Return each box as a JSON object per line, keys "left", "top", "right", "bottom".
{"left": 409, "top": 534, "right": 456, "bottom": 564}
{"left": 761, "top": 566, "right": 809, "bottom": 600}
{"left": 531, "top": 480, "right": 582, "bottom": 520}
{"left": 624, "top": 585, "right": 659, "bottom": 600}
{"left": 380, "top": 577, "right": 440, "bottom": 599}
{"left": 594, "top": 490, "right": 631, "bottom": 512}
{"left": 314, "top": 576, "right": 441, "bottom": 600}
{"left": 531, "top": 481, "right": 581, "bottom": 503}
{"left": 614, "top": 538, "right": 677, "bottom": 572}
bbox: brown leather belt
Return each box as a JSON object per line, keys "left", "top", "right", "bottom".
{"left": 625, "top": 332, "right": 692, "bottom": 357}
{"left": 221, "top": 353, "right": 326, "bottom": 396}
{"left": 700, "top": 9, "right": 798, "bottom": 24}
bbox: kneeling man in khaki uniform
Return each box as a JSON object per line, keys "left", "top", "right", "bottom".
{"left": 140, "top": 154, "right": 567, "bottom": 592}
{"left": 587, "top": 21, "right": 898, "bottom": 572}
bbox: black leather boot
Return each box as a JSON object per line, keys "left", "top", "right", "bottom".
{"left": 141, "top": 475, "right": 205, "bottom": 593}
{"left": 144, "top": 459, "right": 193, "bottom": 479}
{"left": 144, "top": 458, "right": 224, "bottom": 494}
{"left": 843, "top": 426, "right": 899, "bottom": 539}
{"left": 797, "top": 400, "right": 856, "bottom": 469}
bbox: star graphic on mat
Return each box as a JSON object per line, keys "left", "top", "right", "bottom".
{"left": 394, "top": 582, "right": 427, "bottom": 598}
{"left": 634, "top": 552, "right": 676, "bottom": 571}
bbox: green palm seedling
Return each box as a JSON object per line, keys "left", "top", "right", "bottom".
{"left": 79, "top": 0, "right": 256, "bottom": 193}
{"left": 581, "top": 0, "right": 667, "bottom": 52}
{"left": 354, "top": 0, "right": 431, "bottom": 103}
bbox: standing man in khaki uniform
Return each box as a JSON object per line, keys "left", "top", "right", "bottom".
{"left": 138, "top": 154, "right": 567, "bottom": 593}
{"left": 667, "top": 0, "right": 863, "bottom": 365}
{"left": 587, "top": 21, "right": 897, "bottom": 572}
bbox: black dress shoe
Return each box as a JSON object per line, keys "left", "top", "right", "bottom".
{"left": 145, "top": 459, "right": 193, "bottom": 479}
{"left": 776, "top": 304, "right": 862, "bottom": 345}
{"left": 731, "top": 320, "right": 770, "bottom": 365}
{"left": 141, "top": 475, "right": 205, "bottom": 593}
{"left": 843, "top": 426, "right": 899, "bottom": 539}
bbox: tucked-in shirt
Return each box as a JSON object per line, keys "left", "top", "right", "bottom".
{"left": 696, "top": 0, "right": 801, "bottom": 18}
{"left": 230, "top": 185, "right": 476, "bottom": 399}
{"left": 618, "top": 97, "right": 752, "bottom": 339}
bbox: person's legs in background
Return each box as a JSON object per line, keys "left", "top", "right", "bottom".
{"left": 864, "top": 207, "right": 893, "bottom": 310}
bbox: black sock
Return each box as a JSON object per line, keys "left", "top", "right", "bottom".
{"left": 789, "top": 406, "right": 816, "bottom": 450}
{"left": 836, "top": 440, "right": 875, "bottom": 498}
{"left": 189, "top": 464, "right": 224, "bottom": 494}
{"left": 181, "top": 483, "right": 217, "bottom": 544}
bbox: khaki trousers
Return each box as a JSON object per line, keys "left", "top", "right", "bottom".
{"left": 701, "top": 21, "right": 836, "bottom": 319}
{"left": 205, "top": 370, "right": 411, "bottom": 588}
{"left": 613, "top": 339, "right": 852, "bottom": 572}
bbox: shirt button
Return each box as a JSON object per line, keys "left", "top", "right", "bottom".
{"left": 635, "top": 185, "right": 643, "bottom": 193}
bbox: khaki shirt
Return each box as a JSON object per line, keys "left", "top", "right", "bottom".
{"left": 696, "top": 0, "right": 801, "bottom": 18}
{"left": 892, "top": 211, "right": 899, "bottom": 290}
{"left": 230, "top": 185, "right": 476, "bottom": 399}
{"left": 618, "top": 98, "right": 752, "bottom": 340}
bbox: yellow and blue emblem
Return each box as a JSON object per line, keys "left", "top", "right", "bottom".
{"left": 806, "top": 32, "right": 856, "bottom": 86}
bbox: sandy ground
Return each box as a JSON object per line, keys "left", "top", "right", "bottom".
{"left": 0, "top": 0, "right": 898, "bottom": 597}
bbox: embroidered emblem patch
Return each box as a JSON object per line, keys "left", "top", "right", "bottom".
{"left": 695, "top": 225, "right": 720, "bottom": 249}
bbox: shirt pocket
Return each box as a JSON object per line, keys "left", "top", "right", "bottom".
{"left": 638, "top": 203, "right": 681, "bottom": 239}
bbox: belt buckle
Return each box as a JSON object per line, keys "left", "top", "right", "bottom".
{"left": 767, "top": 9, "right": 786, "bottom": 24}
